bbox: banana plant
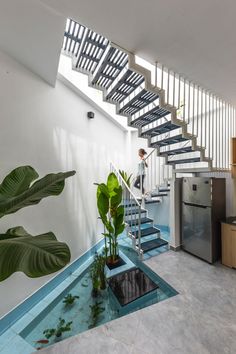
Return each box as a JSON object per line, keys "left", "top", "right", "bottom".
{"left": 118, "top": 170, "right": 133, "bottom": 188}
{"left": 97, "top": 173, "right": 125, "bottom": 264}
{"left": 0, "top": 166, "right": 76, "bottom": 281}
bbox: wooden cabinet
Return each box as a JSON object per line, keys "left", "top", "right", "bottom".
{"left": 221, "top": 222, "right": 236, "bottom": 268}
{"left": 231, "top": 137, "right": 236, "bottom": 178}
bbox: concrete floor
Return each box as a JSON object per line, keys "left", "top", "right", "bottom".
{"left": 38, "top": 251, "right": 236, "bottom": 354}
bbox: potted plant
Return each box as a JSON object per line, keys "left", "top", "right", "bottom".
{"left": 43, "top": 318, "right": 73, "bottom": 342}
{"left": 96, "top": 173, "right": 125, "bottom": 266}
{"left": 0, "top": 166, "right": 75, "bottom": 281}
{"left": 63, "top": 293, "right": 80, "bottom": 306}
{"left": 118, "top": 170, "right": 133, "bottom": 188}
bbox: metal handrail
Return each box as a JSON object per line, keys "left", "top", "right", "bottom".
{"left": 110, "top": 162, "right": 141, "bottom": 207}
{"left": 110, "top": 162, "right": 142, "bottom": 258}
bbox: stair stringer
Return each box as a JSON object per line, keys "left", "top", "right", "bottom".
{"left": 67, "top": 44, "right": 213, "bottom": 171}
{"left": 125, "top": 54, "right": 213, "bottom": 170}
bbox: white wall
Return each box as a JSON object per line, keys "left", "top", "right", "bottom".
{"left": 0, "top": 50, "right": 128, "bottom": 317}
{"left": 0, "top": 0, "right": 65, "bottom": 86}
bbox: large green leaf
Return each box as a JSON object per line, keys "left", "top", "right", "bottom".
{"left": 0, "top": 169, "right": 76, "bottom": 218}
{"left": 110, "top": 186, "right": 122, "bottom": 210}
{"left": 0, "top": 227, "right": 71, "bottom": 281}
{"left": 107, "top": 173, "right": 119, "bottom": 194}
{"left": 0, "top": 166, "right": 39, "bottom": 201}
{"left": 97, "top": 191, "right": 109, "bottom": 218}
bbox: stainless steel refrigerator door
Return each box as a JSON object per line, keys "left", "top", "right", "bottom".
{"left": 182, "top": 203, "right": 212, "bottom": 262}
{"left": 182, "top": 177, "right": 212, "bottom": 207}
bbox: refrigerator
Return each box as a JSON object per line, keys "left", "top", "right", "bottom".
{"left": 182, "top": 177, "right": 226, "bottom": 263}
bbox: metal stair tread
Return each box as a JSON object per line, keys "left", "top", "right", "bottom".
{"left": 126, "top": 217, "right": 153, "bottom": 226}
{"left": 144, "top": 199, "right": 161, "bottom": 204}
{"left": 125, "top": 207, "right": 146, "bottom": 215}
{"left": 129, "top": 106, "right": 169, "bottom": 128}
{"left": 160, "top": 146, "right": 193, "bottom": 156}
{"left": 141, "top": 238, "right": 168, "bottom": 253}
{"left": 158, "top": 188, "right": 170, "bottom": 192}
{"left": 141, "top": 121, "right": 179, "bottom": 137}
{"left": 168, "top": 157, "right": 201, "bottom": 165}
{"left": 151, "top": 134, "right": 189, "bottom": 147}
{"left": 132, "top": 227, "right": 160, "bottom": 239}
{"left": 151, "top": 192, "right": 168, "bottom": 197}
{"left": 119, "top": 89, "right": 159, "bottom": 116}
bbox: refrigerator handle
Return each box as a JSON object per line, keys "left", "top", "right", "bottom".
{"left": 183, "top": 202, "right": 208, "bottom": 209}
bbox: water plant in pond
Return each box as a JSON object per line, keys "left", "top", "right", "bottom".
{"left": 89, "top": 301, "right": 105, "bottom": 329}
{"left": 43, "top": 318, "right": 73, "bottom": 340}
{"left": 0, "top": 166, "right": 76, "bottom": 281}
{"left": 63, "top": 293, "right": 80, "bottom": 306}
{"left": 96, "top": 172, "right": 125, "bottom": 265}
{"left": 90, "top": 251, "right": 106, "bottom": 297}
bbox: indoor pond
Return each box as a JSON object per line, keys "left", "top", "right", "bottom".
{"left": 20, "top": 234, "right": 177, "bottom": 351}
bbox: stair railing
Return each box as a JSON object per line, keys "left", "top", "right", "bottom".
{"left": 110, "top": 162, "right": 142, "bottom": 258}
{"left": 144, "top": 150, "right": 172, "bottom": 195}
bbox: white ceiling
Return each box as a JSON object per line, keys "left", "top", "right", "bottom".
{"left": 40, "top": 0, "right": 236, "bottom": 105}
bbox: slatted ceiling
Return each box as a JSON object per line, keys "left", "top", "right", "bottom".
{"left": 130, "top": 106, "right": 169, "bottom": 128}
{"left": 119, "top": 89, "right": 158, "bottom": 115}
{"left": 64, "top": 19, "right": 85, "bottom": 56}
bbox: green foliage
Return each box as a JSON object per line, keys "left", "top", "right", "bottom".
{"left": 63, "top": 293, "right": 80, "bottom": 306}
{"left": 118, "top": 170, "right": 133, "bottom": 188}
{"left": 96, "top": 173, "right": 125, "bottom": 262}
{"left": 90, "top": 251, "right": 106, "bottom": 296}
{"left": 43, "top": 318, "right": 73, "bottom": 339}
{"left": 0, "top": 166, "right": 75, "bottom": 281}
{"left": 89, "top": 301, "right": 105, "bottom": 329}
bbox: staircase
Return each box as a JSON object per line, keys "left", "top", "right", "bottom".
{"left": 62, "top": 19, "right": 214, "bottom": 257}
{"left": 111, "top": 163, "right": 168, "bottom": 258}
{"left": 63, "top": 19, "right": 213, "bottom": 173}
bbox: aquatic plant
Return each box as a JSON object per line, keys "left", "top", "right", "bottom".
{"left": 96, "top": 173, "right": 125, "bottom": 264}
{"left": 43, "top": 318, "right": 73, "bottom": 339}
{"left": 89, "top": 301, "right": 105, "bottom": 329}
{"left": 63, "top": 293, "right": 80, "bottom": 306}
{"left": 0, "top": 166, "right": 75, "bottom": 281}
{"left": 90, "top": 251, "right": 106, "bottom": 297}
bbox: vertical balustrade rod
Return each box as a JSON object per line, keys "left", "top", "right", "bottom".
{"left": 167, "top": 68, "right": 170, "bottom": 104}
{"left": 204, "top": 91, "right": 207, "bottom": 153}
{"left": 226, "top": 102, "right": 228, "bottom": 169}
{"left": 161, "top": 64, "right": 164, "bottom": 90}
{"left": 188, "top": 81, "right": 191, "bottom": 125}
{"left": 212, "top": 96, "right": 215, "bottom": 168}
{"left": 200, "top": 88, "right": 203, "bottom": 147}
{"left": 208, "top": 93, "right": 211, "bottom": 158}
{"left": 222, "top": 101, "right": 225, "bottom": 169}
{"left": 173, "top": 71, "right": 176, "bottom": 107}
{"left": 192, "top": 84, "right": 195, "bottom": 135}
{"left": 178, "top": 74, "right": 181, "bottom": 113}
{"left": 196, "top": 85, "right": 199, "bottom": 138}
{"left": 216, "top": 98, "right": 219, "bottom": 169}
{"left": 183, "top": 78, "right": 186, "bottom": 122}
